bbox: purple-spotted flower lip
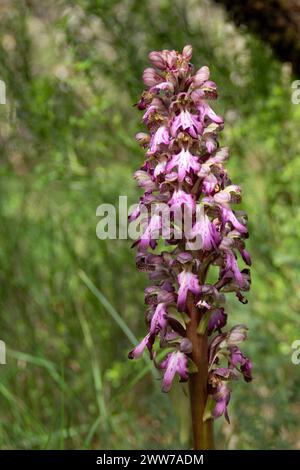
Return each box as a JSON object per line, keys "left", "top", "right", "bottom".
{"left": 128, "top": 333, "right": 154, "bottom": 360}
{"left": 171, "top": 109, "right": 203, "bottom": 139}
{"left": 168, "top": 188, "right": 196, "bottom": 213}
{"left": 138, "top": 213, "right": 162, "bottom": 250}
{"left": 148, "top": 125, "right": 170, "bottom": 155}
{"left": 177, "top": 270, "right": 201, "bottom": 311}
{"left": 196, "top": 100, "right": 224, "bottom": 125}
{"left": 187, "top": 205, "right": 220, "bottom": 251}
{"left": 154, "top": 157, "right": 168, "bottom": 177}
{"left": 201, "top": 173, "right": 218, "bottom": 195}
{"left": 221, "top": 250, "right": 245, "bottom": 288}
{"left": 229, "top": 345, "right": 253, "bottom": 382}
{"left": 207, "top": 308, "right": 227, "bottom": 335}
{"left": 159, "top": 350, "right": 189, "bottom": 392}
{"left": 149, "top": 302, "right": 168, "bottom": 336}
{"left": 212, "top": 383, "right": 231, "bottom": 423}
{"left": 220, "top": 205, "right": 248, "bottom": 235}
{"left": 166, "top": 147, "right": 200, "bottom": 182}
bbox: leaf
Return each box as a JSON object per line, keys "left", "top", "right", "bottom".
{"left": 187, "top": 357, "right": 198, "bottom": 374}
{"left": 197, "top": 310, "right": 211, "bottom": 334}
{"left": 167, "top": 308, "right": 190, "bottom": 329}
{"left": 78, "top": 269, "right": 137, "bottom": 345}
{"left": 203, "top": 396, "right": 215, "bottom": 422}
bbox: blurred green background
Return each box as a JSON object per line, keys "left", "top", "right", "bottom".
{"left": 1, "top": 0, "right": 300, "bottom": 450}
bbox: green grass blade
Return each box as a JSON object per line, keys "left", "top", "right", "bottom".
{"left": 78, "top": 269, "right": 137, "bottom": 345}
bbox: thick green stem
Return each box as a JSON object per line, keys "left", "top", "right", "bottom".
{"left": 186, "top": 292, "right": 214, "bottom": 450}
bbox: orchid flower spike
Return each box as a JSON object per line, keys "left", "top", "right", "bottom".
{"left": 129, "top": 45, "right": 252, "bottom": 426}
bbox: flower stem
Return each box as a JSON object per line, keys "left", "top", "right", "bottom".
{"left": 186, "top": 292, "right": 214, "bottom": 450}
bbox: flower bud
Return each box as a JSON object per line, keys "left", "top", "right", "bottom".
{"left": 142, "top": 68, "right": 163, "bottom": 87}
{"left": 148, "top": 51, "right": 166, "bottom": 70}
{"left": 182, "top": 44, "right": 193, "bottom": 61}
{"left": 193, "top": 65, "right": 210, "bottom": 86}
{"left": 180, "top": 338, "right": 193, "bottom": 354}
{"left": 135, "top": 132, "right": 149, "bottom": 146}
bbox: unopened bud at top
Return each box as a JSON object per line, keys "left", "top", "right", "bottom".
{"left": 148, "top": 51, "right": 166, "bottom": 70}
{"left": 182, "top": 44, "right": 193, "bottom": 62}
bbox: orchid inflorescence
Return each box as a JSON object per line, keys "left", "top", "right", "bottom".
{"left": 128, "top": 45, "right": 252, "bottom": 422}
